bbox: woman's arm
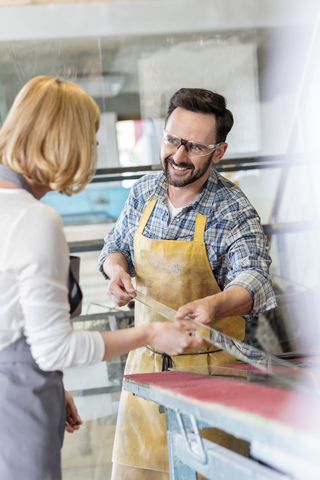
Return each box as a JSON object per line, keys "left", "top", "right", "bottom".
{"left": 100, "top": 320, "right": 202, "bottom": 360}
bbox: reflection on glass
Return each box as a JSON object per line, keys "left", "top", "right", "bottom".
{"left": 133, "top": 289, "right": 320, "bottom": 398}
{"left": 62, "top": 312, "right": 133, "bottom": 479}
{"left": 41, "top": 182, "right": 130, "bottom": 226}
{"left": 0, "top": 9, "right": 319, "bottom": 468}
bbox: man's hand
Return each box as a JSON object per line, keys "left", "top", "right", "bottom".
{"left": 103, "top": 254, "right": 135, "bottom": 307}
{"left": 107, "top": 264, "right": 135, "bottom": 307}
{"left": 175, "top": 297, "right": 216, "bottom": 327}
{"left": 65, "top": 390, "right": 83, "bottom": 434}
{"left": 175, "top": 287, "right": 253, "bottom": 327}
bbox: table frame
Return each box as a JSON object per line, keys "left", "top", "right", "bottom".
{"left": 123, "top": 376, "right": 320, "bottom": 480}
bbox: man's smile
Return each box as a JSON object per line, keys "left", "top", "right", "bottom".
{"left": 168, "top": 159, "right": 193, "bottom": 173}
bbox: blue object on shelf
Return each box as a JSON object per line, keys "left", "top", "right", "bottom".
{"left": 41, "top": 186, "right": 130, "bottom": 225}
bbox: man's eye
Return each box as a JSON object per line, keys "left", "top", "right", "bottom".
{"left": 167, "top": 136, "right": 179, "bottom": 145}
{"left": 190, "top": 143, "right": 202, "bottom": 152}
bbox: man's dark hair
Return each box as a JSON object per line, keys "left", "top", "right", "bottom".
{"left": 165, "top": 88, "right": 234, "bottom": 143}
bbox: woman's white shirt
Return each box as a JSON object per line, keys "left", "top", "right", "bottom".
{"left": 0, "top": 189, "right": 105, "bottom": 371}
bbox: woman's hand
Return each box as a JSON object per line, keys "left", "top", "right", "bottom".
{"left": 148, "top": 320, "right": 202, "bottom": 355}
{"left": 65, "top": 390, "right": 83, "bottom": 434}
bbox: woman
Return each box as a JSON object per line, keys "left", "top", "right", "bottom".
{"left": 0, "top": 76, "right": 201, "bottom": 480}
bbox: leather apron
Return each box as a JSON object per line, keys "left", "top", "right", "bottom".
{"left": 0, "top": 164, "right": 81, "bottom": 479}
{"left": 112, "top": 198, "right": 247, "bottom": 480}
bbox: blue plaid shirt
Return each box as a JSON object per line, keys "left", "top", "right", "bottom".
{"left": 99, "top": 168, "right": 277, "bottom": 317}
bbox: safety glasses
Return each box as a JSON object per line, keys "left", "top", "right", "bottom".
{"left": 162, "top": 129, "right": 223, "bottom": 158}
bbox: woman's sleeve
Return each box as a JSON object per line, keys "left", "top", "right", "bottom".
{"left": 5, "top": 204, "right": 105, "bottom": 371}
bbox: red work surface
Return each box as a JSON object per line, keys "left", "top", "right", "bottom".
{"left": 124, "top": 371, "right": 320, "bottom": 434}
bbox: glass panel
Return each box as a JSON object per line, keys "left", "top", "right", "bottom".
{"left": 220, "top": 167, "right": 282, "bottom": 225}
{"left": 41, "top": 181, "right": 131, "bottom": 226}
{"left": 1, "top": 3, "right": 320, "bottom": 476}
{"left": 62, "top": 319, "right": 131, "bottom": 480}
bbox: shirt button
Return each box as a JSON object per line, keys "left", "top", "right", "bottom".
{"left": 176, "top": 217, "right": 180, "bottom": 221}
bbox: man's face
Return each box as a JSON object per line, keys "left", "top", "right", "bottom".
{"left": 160, "top": 107, "right": 220, "bottom": 189}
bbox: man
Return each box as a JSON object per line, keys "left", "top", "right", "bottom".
{"left": 99, "top": 88, "right": 277, "bottom": 479}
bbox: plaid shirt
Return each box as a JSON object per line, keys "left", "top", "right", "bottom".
{"left": 99, "top": 168, "right": 277, "bottom": 317}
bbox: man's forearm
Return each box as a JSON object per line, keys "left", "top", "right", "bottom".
{"left": 103, "top": 252, "right": 129, "bottom": 278}
{"left": 175, "top": 285, "right": 254, "bottom": 327}
{"left": 211, "top": 285, "right": 253, "bottom": 318}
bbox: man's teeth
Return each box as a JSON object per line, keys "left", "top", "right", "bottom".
{"left": 172, "top": 164, "right": 189, "bottom": 171}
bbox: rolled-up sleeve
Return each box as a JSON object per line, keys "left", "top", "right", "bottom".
{"left": 98, "top": 200, "right": 135, "bottom": 280}
{"left": 224, "top": 207, "right": 277, "bottom": 317}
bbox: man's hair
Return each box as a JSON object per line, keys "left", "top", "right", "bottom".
{"left": 0, "top": 75, "right": 100, "bottom": 195}
{"left": 165, "top": 88, "right": 234, "bottom": 143}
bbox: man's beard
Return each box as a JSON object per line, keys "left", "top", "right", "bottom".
{"left": 162, "top": 153, "right": 213, "bottom": 188}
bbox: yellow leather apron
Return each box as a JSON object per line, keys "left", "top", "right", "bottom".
{"left": 112, "top": 198, "right": 247, "bottom": 480}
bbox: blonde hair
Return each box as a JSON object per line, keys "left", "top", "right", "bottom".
{"left": 0, "top": 76, "right": 100, "bottom": 195}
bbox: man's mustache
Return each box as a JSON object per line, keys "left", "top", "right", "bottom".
{"left": 165, "top": 156, "right": 194, "bottom": 170}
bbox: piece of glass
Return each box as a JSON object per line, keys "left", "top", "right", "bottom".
{"left": 133, "top": 290, "right": 320, "bottom": 397}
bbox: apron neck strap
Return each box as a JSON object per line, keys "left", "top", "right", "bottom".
{"left": 0, "top": 164, "right": 35, "bottom": 198}
{"left": 194, "top": 213, "right": 207, "bottom": 242}
{"left": 136, "top": 196, "right": 157, "bottom": 235}
{"left": 137, "top": 195, "right": 208, "bottom": 241}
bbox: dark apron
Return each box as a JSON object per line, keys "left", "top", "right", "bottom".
{"left": 0, "top": 337, "right": 65, "bottom": 480}
{"left": 0, "top": 164, "right": 82, "bottom": 479}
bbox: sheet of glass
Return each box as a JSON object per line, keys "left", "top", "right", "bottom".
{"left": 62, "top": 314, "right": 131, "bottom": 479}
{"left": 133, "top": 290, "right": 320, "bottom": 397}
{"left": 138, "top": 31, "right": 260, "bottom": 159}
{"left": 41, "top": 181, "right": 131, "bottom": 225}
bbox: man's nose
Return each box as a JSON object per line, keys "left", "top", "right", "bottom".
{"left": 172, "top": 143, "right": 189, "bottom": 163}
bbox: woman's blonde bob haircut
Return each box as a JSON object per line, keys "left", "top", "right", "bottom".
{"left": 0, "top": 75, "right": 100, "bottom": 195}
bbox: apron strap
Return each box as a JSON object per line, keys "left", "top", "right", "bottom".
{"left": 137, "top": 196, "right": 207, "bottom": 242}
{"left": 145, "top": 346, "right": 222, "bottom": 372}
{"left": 136, "top": 196, "right": 158, "bottom": 235}
{"left": 194, "top": 213, "right": 207, "bottom": 243}
{"left": 0, "top": 164, "right": 35, "bottom": 198}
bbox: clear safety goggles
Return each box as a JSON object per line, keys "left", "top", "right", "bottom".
{"left": 162, "top": 129, "right": 223, "bottom": 158}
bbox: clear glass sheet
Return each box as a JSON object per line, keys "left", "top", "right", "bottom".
{"left": 62, "top": 358, "right": 121, "bottom": 480}
{"left": 133, "top": 290, "right": 320, "bottom": 398}
{"left": 0, "top": 32, "right": 281, "bottom": 227}
{"left": 41, "top": 180, "right": 131, "bottom": 226}
{"left": 0, "top": 3, "right": 319, "bottom": 478}
{"left": 62, "top": 314, "right": 133, "bottom": 480}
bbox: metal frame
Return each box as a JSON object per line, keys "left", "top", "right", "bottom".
{"left": 123, "top": 378, "right": 320, "bottom": 480}
{"left": 68, "top": 221, "right": 316, "bottom": 253}
{"left": 91, "top": 156, "right": 304, "bottom": 184}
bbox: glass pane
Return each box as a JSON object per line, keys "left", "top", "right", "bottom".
{"left": 1, "top": 4, "right": 320, "bottom": 476}
{"left": 41, "top": 181, "right": 131, "bottom": 226}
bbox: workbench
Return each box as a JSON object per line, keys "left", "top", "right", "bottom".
{"left": 123, "top": 364, "right": 320, "bottom": 480}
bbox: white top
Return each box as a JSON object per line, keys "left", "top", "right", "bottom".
{"left": 167, "top": 198, "right": 185, "bottom": 225}
{"left": 0, "top": 188, "right": 105, "bottom": 371}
